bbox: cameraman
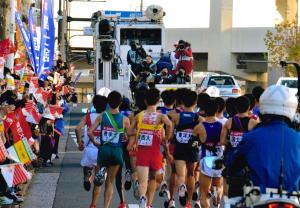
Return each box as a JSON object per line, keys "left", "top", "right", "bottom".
{"left": 127, "top": 41, "right": 147, "bottom": 78}
{"left": 173, "top": 40, "right": 193, "bottom": 76}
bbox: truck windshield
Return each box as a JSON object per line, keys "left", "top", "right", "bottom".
{"left": 120, "top": 28, "right": 162, "bottom": 45}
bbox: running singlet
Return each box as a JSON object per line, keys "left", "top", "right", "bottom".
{"left": 159, "top": 107, "right": 173, "bottom": 115}
{"left": 229, "top": 116, "right": 250, "bottom": 148}
{"left": 84, "top": 112, "right": 101, "bottom": 147}
{"left": 175, "top": 112, "right": 198, "bottom": 145}
{"left": 136, "top": 111, "right": 163, "bottom": 152}
{"left": 201, "top": 121, "right": 223, "bottom": 158}
{"left": 100, "top": 112, "right": 124, "bottom": 147}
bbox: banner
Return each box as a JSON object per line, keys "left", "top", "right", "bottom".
{"left": 7, "top": 138, "right": 36, "bottom": 164}
{"left": 15, "top": 11, "right": 35, "bottom": 67}
{"left": 28, "top": 7, "right": 40, "bottom": 74}
{"left": 39, "top": 0, "right": 55, "bottom": 75}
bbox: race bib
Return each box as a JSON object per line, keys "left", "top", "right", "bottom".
{"left": 138, "top": 133, "right": 153, "bottom": 146}
{"left": 102, "top": 128, "right": 120, "bottom": 144}
{"left": 229, "top": 131, "right": 243, "bottom": 148}
{"left": 176, "top": 130, "right": 192, "bottom": 144}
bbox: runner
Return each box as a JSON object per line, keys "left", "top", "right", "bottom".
{"left": 164, "top": 88, "right": 187, "bottom": 208}
{"left": 116, "top": 96, "right": 133, "bottom": 208}
{"left": 220, "top": 95, "right": 259, "bottom": 197}
{"left": 88, "top": 91, "right": 131, "bottom": 208}
{"left": 128, "top": 89, "right": 148, "bottom": 200}
{"left": 75, "top": 95, "right": 107, "bottom": 191}
{"left": 193, "top": 98, "right": 224, "bottom": 208}
{"left": 127, "top": 88, "right": 173, "bottom": 208}
{"left": 171, "top": 89, "right": 200, "bottom": 208}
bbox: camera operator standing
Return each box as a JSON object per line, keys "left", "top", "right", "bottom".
{"left": 127, "top": 41, "right": 147, "bottom": 78}
{"left": 174, "top": 40, "right": 193, "bottom": 76}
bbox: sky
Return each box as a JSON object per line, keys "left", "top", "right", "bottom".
{"left": 62, "top": 0, "right": 282, "bottom": 28}
{"left": 53, "top": 0, "right": 294, "bottom": 47}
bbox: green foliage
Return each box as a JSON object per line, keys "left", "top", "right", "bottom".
{"left": 264, "top": 20, "right": 300, "bottom": 76}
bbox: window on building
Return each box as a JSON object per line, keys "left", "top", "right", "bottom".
{"left": 120, "top": 28, "right": 162, "bottom": 45}
{"left": 193, "top": 53, "right": 208, "bottom": 72}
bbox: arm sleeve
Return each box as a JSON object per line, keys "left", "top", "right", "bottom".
{"left": 183, "top": 47, "right": 193, "bottom": 57}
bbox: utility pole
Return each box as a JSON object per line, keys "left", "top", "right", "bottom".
{"left": 6, "top": 0, "right": 16, "bottom": 70}
{"left": 140, "top": 0, "right": 143, "bottom": 13}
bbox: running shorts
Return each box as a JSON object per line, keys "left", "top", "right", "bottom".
{"left": 136, "top": 150, "right": 163, "bottom": 171}
{"left": 200, "top": 158, "right": 222, "bottom": 178}
{"left": 80, "top": 145, "right": 98, "bottom": 168}
{"left": 97, "top": 145, "right": 123, "bottom": 166}
{"left": 173, "top": 145, "right": 198, "bottom": 163}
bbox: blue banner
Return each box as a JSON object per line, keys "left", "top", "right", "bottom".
{"left": 39, "top": 0, "right": 55, "bottom": 75}
{"left": 15, "top": 11, "right": 35, "bottom": 68}
{"left": 28, "top": 8, "right": 40, "bottom": 74}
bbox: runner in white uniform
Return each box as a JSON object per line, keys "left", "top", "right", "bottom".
{"left": 75, "top": 95, "right": 107, "bottom": 191}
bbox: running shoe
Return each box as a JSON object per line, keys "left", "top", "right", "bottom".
{"left": 159, "top": 181, "right": 168, "bottom": 197}
{"left": 139, "top": 196, "right": 147, "bottom": 208}
{"left": 94, "top": 166, "right": 107, "bottom": 186}
{"left": 166, "top": 199, "right": 175, "bottom": 208}
{"left": 194, "top": 201, "right": 201, "bottom": 208}
{"left": 118, "top": 202, "right": 127, "bottom": 208}
{"left": 178, "top": 184, "right": 188, "bottom": 206}
{"left": 192, "top": 181, "right": 200, "bottom": 201}
{"left": 133, "top": 180, "right": 140, "bottom": 200}
{"left": 83, "top": 168, "right": 92, "bottom": 191}
{"left": 89, "top": 204, "right": 96, "bottom": 208}
{"left": 124, "top": 169, "right": 132, "bottom": 190}
{"left": 185, "top": 201, "right": 192, "bottom": 208}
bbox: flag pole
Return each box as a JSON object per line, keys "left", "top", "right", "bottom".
{"left": 6, "top": 0, "right": 16, "bottom": 70}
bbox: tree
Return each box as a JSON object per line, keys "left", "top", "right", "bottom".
{"left": 264, "top": 20, "right": 300, "bottom": 76}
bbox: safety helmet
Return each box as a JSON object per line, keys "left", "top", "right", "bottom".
{"left": 259, "top": 85, "right": 298, "bottom": 121}
{"left": 205, "top": 86, "right": 220, "bottom": 97}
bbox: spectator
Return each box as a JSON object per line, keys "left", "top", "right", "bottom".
{"left": 173, "top": 40, "right": 193, "bottom": 75}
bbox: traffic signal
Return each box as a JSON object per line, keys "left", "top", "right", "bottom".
{"left": 100, "top": 41, "right": 115, "bottom": 61}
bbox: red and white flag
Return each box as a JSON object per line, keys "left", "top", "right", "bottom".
{"left": 0, "top": 138, "right": 7, "bottom": 162}
{"left": 13, "top": 164, "right": 32, "bottom": 186}
{"left": 24, "top": 100, "right": 42, "bottom": 124}
{"left": 0, "top": 163, "right": 32, "bottom": 187}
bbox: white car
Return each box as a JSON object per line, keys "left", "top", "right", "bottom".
{"left": 197, "top": 74, "right": 241, "bottom": 98}
{"left": 276, "top": 77, "right": 298, "bottom": 95}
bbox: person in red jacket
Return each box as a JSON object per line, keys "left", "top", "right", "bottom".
{"left": 175, "top": 40, "right": 193, "bottom": 75}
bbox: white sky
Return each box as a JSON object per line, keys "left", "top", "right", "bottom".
{"left": 62, "top": 0, "right": 284, "bottom": 28}
{"left": 53, "top": 0, "right": 296, "bottom": 47}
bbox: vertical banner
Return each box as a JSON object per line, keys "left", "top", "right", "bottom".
{"left": 28, "top": 7, "right": 40, "bottom": 74}
{"left": 15, "top": 11, "right": 35, "bottom": 68}
{"left": 39, "top": 0, "right": 55, "bottom": 75}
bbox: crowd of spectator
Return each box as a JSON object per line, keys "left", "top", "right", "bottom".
{"left": 0, "top": 55, "right": 78, "bottom": 205}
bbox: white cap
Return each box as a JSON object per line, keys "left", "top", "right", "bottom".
{"left": 97, "top": 87, "right": 111, "bottom": 97}
{"left": 205, "top": 86, "right": 220, "bottom": 97}
{"left": 259, "top": 85, "right": 298, "bottom": 121}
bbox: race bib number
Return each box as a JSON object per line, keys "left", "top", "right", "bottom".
{"left": 229, "top": 131, "right": 243, "bottom": 148}
{"left": 138, "top": 133, "right": 153, "bottom": 146}
{"left": 102, "top": 129, "right": 120, "bottom": 144}
{"left": 176, "top": 131, "right": 192, "bottom": 144}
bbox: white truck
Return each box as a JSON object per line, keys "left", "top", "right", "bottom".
{"left": 92, "top": 5, "right": 195, "bottom": 99}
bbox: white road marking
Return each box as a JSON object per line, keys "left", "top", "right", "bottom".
{"left": 128, "top": 205, "right": 139, "bottom": 208}
{"left": 73, "top": 138, "right": 78, "bottom": 147}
